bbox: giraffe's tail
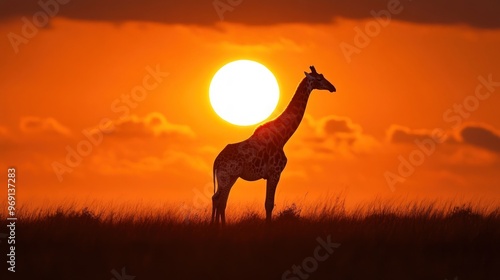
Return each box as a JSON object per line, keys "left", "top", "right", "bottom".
{"left": 213, "top": 168, "right": 217, "bottom": 194}
{"left": 211, "top": 167, "right": 218, "bottom": 225}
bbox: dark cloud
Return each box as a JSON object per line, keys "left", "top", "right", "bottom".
{"left": 387, "top": 125, "right": 442, "bottom": 144}
{"left": 297, "top": 115, "right": 378, "bottom": 156}
{"left": 305, "top": 116, "right": 361, "bottom": 144}
{"left": 315, "top": 116, "right": 361, "bottom": 148}
{"left": 323, "top": 117, "right": 359, "bottom": 135}
{"left": 387, "top": 123, "right": 500, "bottom": 154}
{"left": 461, "top": 124, "right": 500, "bottom": 153}
{"left": 1, "top": 0, "right": 499, "bottom": 28}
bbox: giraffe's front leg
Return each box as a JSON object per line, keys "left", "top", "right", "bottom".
{"left": 265, "top": 173, "right": 281, "bottom": 223}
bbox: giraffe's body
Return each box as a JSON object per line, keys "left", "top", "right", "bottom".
{"left": 212, "top": 66, "right": 336, "bottom": 225}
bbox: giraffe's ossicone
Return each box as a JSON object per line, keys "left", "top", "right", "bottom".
{"left": 211, "top": 66, "right": 336, "bottom": 225}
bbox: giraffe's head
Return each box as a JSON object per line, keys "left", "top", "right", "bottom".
{"left": 304, "top": 66, "right": 336, "bottom": 93}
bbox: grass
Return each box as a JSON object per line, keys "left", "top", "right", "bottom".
{"left": 2, "top": 198, "right": 500, "bottom": 280}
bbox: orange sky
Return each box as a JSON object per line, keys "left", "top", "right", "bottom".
{"left": 1, "top": 1, "right": 499, "bottom": 212}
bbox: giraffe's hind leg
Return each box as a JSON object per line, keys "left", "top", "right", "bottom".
{"left": 217, "top": 190, "right": 231, "bottom": 226}
{"left": 211, "top": 192, "right": 218, "bottom": 224}
{"left": 212, "top": 172, "right": 238, "bottom": 226}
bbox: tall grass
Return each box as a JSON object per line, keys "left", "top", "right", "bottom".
{"left": 3, "top": 197, "right": 499, "bottom": 280}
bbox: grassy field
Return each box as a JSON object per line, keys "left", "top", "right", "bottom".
{"left": 2, "top": 199, "right": 500, "bottom": 280}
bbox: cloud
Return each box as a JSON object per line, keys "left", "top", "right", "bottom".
{"left": 110, "top": 112, "right": 195, "bottom": 139}
{"left": 90, "top": 149, "right": 210, "bottom": 176}
{"left": 0, "top": 117, "right": 72, "bottom": 157}
{"left": 296, "top": 115, "right": 379, "bottom": 158}
{"left": 0, "top": 117, "right": 73, "bottom": 175}
{"left": 1, "top": 0, "right": 499, "bottom": 28}
{"left": 460, "top": 124, "right": 500, "bottom": 153}
{"left": 322, "top": 116, "right": 361, "bottom": 135}
{"left": 386, "top": 125, "right": 449, "bottom": 144}
{"left": 19, "top": 116, "right": 72, "bottom": 138}
{"left": 0, "top": 113, "right": 203, "bottom": 178}
{"left": 385, "top": 123, "right": 499, "bottom": 169}
{"left": 387, "top": 123, "right": 500, "bottom": 154}
{"left": 78, "top": 112, "right": 206, "bottom": 175}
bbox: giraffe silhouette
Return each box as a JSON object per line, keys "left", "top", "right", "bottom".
{"left": 212, "top": 66, "right": 336, "bottom": 225}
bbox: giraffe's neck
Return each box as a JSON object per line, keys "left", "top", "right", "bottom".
{"left": 256, "top": 77, "right": 312, "bottom": 147}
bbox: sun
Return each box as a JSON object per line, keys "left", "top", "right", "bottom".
{"left": 209, "top": 60, "right": 280, "bottom": 126}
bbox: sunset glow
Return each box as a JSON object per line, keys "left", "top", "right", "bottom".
{"left": 2, "top": 1, "right": 500, "bottom": 278}
{"left": 0, "top": 1, "right": 499, "bottom": 215}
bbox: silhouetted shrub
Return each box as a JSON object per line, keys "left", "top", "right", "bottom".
{"left": 275, "top": 203, "right": 301, "bottom": 222}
